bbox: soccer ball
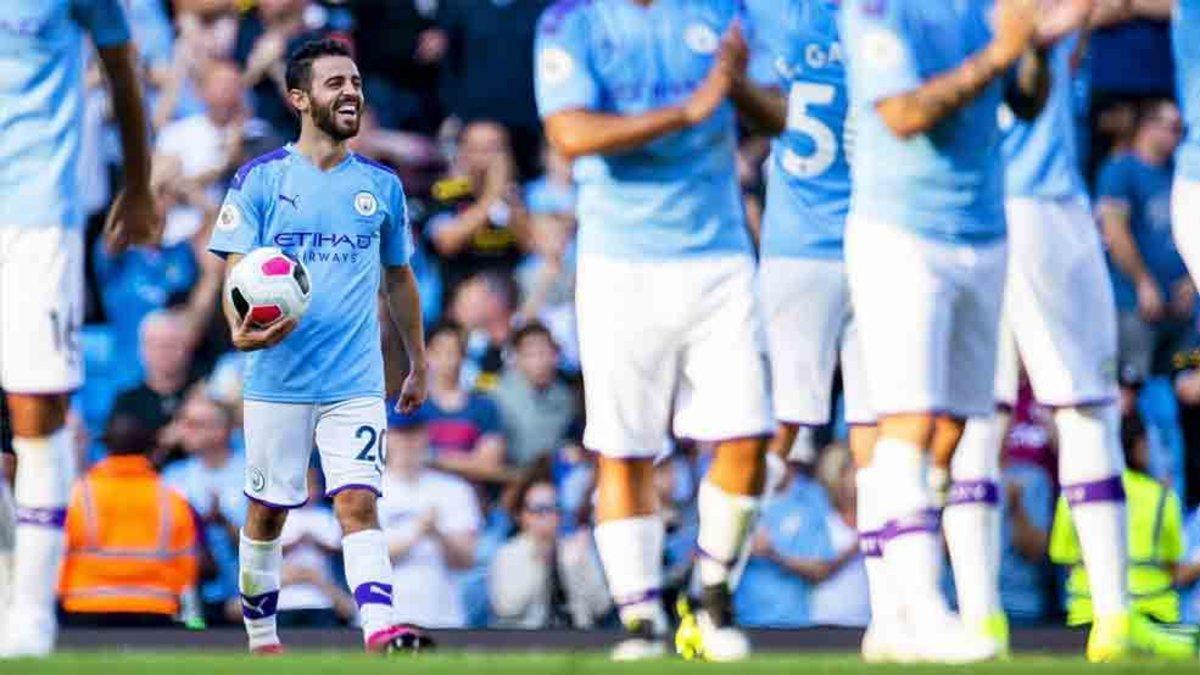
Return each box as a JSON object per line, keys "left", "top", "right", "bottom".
{"left": 226, "top": 247, "right": 312, "bottom": 327}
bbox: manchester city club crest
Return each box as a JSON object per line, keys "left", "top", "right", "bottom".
{"left": 248, "top": 466, "right": 266, "bottom": 493}
{"left": 354, "top": 191, "right": 378, "bottom": 217}
{"left": 684, "top": 23, "right": 719, "bottom": 55}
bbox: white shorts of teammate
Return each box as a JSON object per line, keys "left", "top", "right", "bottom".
{"left": 759, "top": 257, "right": 874, "bottom": 427}
{"left": 845, "top": 217, "right": 1007, "bottom": 418}
{"left": 243, "top": 397, "right": 387, "bottom": 507}
{"left": 1173, "top": 177, "right": 1200, "bottom": 288}
{"left": 992, "top": 197, "right": 1119, "bottom": 407}
{"left": 576, "top": 255, "right": 774, "bottom": 457}
{"left": 0, "top": 226, "right": 84, "bottom": 393}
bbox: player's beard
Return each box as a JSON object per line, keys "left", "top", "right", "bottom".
{"left": 312, "top": 96, "right": 360, "bottom": 141}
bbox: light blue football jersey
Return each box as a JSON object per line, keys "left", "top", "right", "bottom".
{"left": 1001, "top": 37, "right": 1087, "bottom": 200}
{"left": 208, "top": 146, "right": 414, "bottom": 404}
{"left": 533, "top": 0, "right": 755, "bottom": 260}
{"left": 1174, "top": 0, "right": 1200, "bottom": 181}
{"left": 0, "top": 0, "right": 131, "bottom": 228}
{"left": 750, "top": 0, "right": 850, "bottom": 259}
{"left": 840, "top": 0, "right": 1005, "bottom": 244}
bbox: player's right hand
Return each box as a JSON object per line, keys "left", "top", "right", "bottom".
{"left": 1135, "top": 277, "right": 1166, "bottom": 323}
{"left": 104, "top": 186, "right": 161, "bottom": 254}
{"left": 231, "top": 312, "right": 298, "bottom": 352}
{"left": 988, "top": 0, "right": 1041, "bottom": 68}
{"left": 683, "top": 59, "right": 733, "bottom": 126}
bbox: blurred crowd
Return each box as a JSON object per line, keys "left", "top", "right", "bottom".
{"left": 15, "top": 0, "right": 1200, "bottom": 630}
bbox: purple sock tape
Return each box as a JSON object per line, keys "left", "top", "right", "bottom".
{"left": 858, "top": 530, "right": 883, "bottom": 558}
{"left": 354, "top": 582, "right": 394, "bottom": 607}
{"left": 882, "top": 508, "right": 941, "bottom": 543}
{"left": 615, "top": 588, "right": 661, "bottom": 609}
{"left": 15, "top": 506, "right": 66, "bottom": 528}
{"left": 1063, "top": 475, "right": 1125, "bottom": 506}
{"left": 240, "top": 590, "right": 279, "bottom": 620}
{"left": 947, "top": 480, "right": 1000, "bottom": 507}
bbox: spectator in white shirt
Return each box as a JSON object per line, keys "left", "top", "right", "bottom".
{"left": 488, "top": 473, "right": 611, "bottom": 628}
{"left": 378, "top": 408, "right": 480, "bottom": 628}
{"left": 277, "top": 466, "right": 355, "bottom": 627}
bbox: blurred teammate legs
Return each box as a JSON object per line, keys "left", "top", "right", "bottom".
{"left": 0, "top": 392, "right": 14, "bottom": 612}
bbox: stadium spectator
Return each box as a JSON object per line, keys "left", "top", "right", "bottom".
{"left": 162, "top": 393, "right": 247, "bottom": 625}
{"left": 109, "top": 312, "right": 197, "bottom": 445}
{"left": 1180, "top": 506, "right": 1200, "bottom": 623}
{"left": 277, "top": 466, "right": 354, "bottom": 627}
{"left": 735, "top": 464, "right": 842, "bottom": 628}
{"left": 810, "top": 445, "right": 869, "bottom": 628}
{"left": 492, "top": 323, "right": 578, "bottom": 469}
{"left": 656, "top": 454, "right": 699, "bottom": 594}
{"left": 427, "top": 121, "right": 532, "bottom": 295}
{"left": 1099, "top": 99, "right": 1193, "bottom": 396}
{"left": 59, "top": 413, "right": 198, "bottom": 627}
{"left": 351, "top": 0, "right": 443, "bottom": 133}
{"left": 1050, "top": 413, "right": 1185, "bottom": 628}
{"left": 517, "top": 145, "right": 578, "bottom": 371}
{"left": 449, "top": 272, "right": 518, "bottom": 391}
{"left": 412, "top": 320, "right": 509, "bottom": 489}
{"left": 436, "top": 0, "right": 548, "bottom": 178}
{"left": 488, "top": 476, "right": 610, "bottom": 628}
{"left": 233, "top": 0, "right": 334, "bottom": 139}
{"left": 378, "top": 408, "right": 481, "bottom": 629}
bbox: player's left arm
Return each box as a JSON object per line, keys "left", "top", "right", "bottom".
{"left": 383, "top": 265, "right": 427, "bottom": 414}
{"left": 83, "top": 0, "right": 157, "bottom": 252}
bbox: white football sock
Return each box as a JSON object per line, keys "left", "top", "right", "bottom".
{"left": 0, "top": 478, "right": 14, "bottom": 610}
{"left": 10, "top": 429, "right": 74, "bottom": 625}
{"left": 595, "top": 515, "right": 666, "bottom": 629}
{"left": 696, "top": 480, "right": 761, "bottom": 590}
{"left": 342, "top": 528, "right": 395, "bottom": 640}
{"left": 874, "top": 436, "right": 949, "bottom": 623}
{"left": 856, "top": 464, "right": 903, "bottom": 627}
{"left": 944, "top": 412, "right": 1006, "bottom": 624}
{"left": 1056, "top": 404, "right": 1128, "bottom": 619}
{"left": 239, "top": 532, "right": 282, "bottom": 650}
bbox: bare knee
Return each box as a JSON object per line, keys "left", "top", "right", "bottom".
{"left": 930, "top": 415, "right": 967, "bottom": 468}
{"left": 333, "top": 488, "right": 379, "bottom": 535}
{"left": 768, "top": 423, "right": 801, "bottom": 461}
{"left": 878, "top": 413, "right": 937, "bottom": 449}
{"left": 709, "top": 437, "right": 768, "bottom": 496}
{"left": 244, "top": 500, "right": 288, "bottom": 541}
{"left": 849, "top": 424, "right": 879, "bottom": 468}
{"left": 7, "top": 394, "right": 68, "bottom": 438}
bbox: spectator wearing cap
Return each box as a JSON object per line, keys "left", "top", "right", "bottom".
{"left": 162, "top": 392, "right": 246, "bottom": 625}
{"left": 378, "top": 407, "right": 481, "bottom": 629}
{"left": 492, "top": 323, "right": 577, "bottom": 469}
{"left": 409, "top": 320, "right": 509, "bottom": 490}
{"left": 59, "top": 414, "right": 198, "bottom": 627}
{"left": 487, "top": 474, "right": 610, "bottom": 628}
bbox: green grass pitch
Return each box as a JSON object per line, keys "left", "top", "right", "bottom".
{"left": 3, "top": 653, "right": 1199, "bottom": 674}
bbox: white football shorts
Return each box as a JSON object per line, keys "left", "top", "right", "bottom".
{"left": 759, "top": 256, "right": 874, "bottom": 426}
{"left": 576, "top": 255, "right": 774, "bottom": 458}
{"left": 242, "top": 396, "right": 386, "bottom": 507}
{"left": 845, "top": 217, "right": 1007, "bottom": 418}
{"left": 0, "top": 225, "right": 84, "bottom": 394}
{"left": 1173, "top": 176, "right": 1200, "bottom": 288}
{"left": 998, "top": 196, "right": 1118, "bottom": 407}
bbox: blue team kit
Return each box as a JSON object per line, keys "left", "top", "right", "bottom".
{"left": 209, "top": 145, "right": 413, "bottom": 404}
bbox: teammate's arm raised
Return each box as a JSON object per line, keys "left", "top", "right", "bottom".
{"left": 868, "top": 0, "right": 1042, "bottom": 139}
{"left": 1038, "top": 0, "right": 1094, "bottom": 44}
{"left": 544, "top": 66, "right": 732, "bottom": 161}
{"left": 723, "top": 23, "right": 787, "bottom": 136}
{"left": 97, "top": 42, "right": 159, "bottom": 253}
{"left": 383, "top": 265, "right": 427, "bottom": 414}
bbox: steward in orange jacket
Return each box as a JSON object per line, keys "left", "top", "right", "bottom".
{"left": 59, "top": 414, "right": 197, "bottom": 624}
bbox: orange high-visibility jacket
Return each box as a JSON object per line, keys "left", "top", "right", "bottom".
{"left": 59, "top": 455, "right": 199, "bottom": 616}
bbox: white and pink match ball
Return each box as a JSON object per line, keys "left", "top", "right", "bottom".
{"left": 226, "top": 247, "right": 312, "bottom": 327}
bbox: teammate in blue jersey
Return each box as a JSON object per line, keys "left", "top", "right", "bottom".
{"left": 0, "top": 0, "right": 156, "bottom": 658}
{"left": 208, "top": 39, "right": 428, "bottom": 655}
{"left": 1172, "top": 0, "right": 1200, "bottom": 286}
{"left": 744, "top": 0, "right": 884, "bottom": 657}
{"left": 535, "top": 0, "right": 781, "bottom": 661}
{"left": 947, "top": 0, "right": 1192, "bottom": 661}
{"left": 840, "top": 0, "right": 1049, "bottom": 663}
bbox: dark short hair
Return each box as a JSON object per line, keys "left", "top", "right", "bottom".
{"left": 284, "top": 38, "right": 353, "bottom": 92}
{"left": 1134, "top": 97, "right": 1177, "bottom": 131}
{"left": 427, "top": 319, "right": 466, "bottom": 351}
{"left": 512, "top": 321, "right": 556, "bottom": 351}
{"left": 102, "top": 413, "right": 157, "bottom": 457}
